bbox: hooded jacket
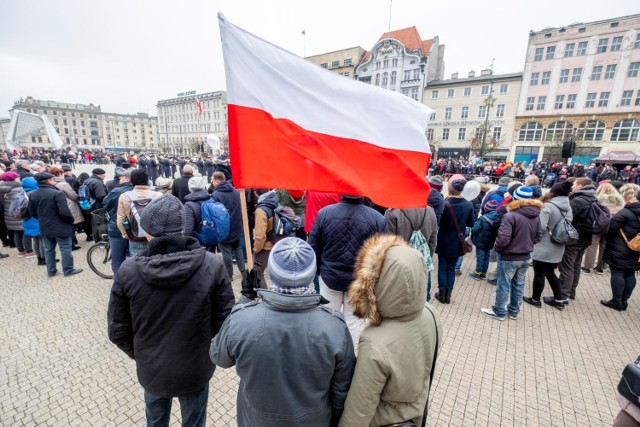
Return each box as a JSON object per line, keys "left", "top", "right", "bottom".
{"left": 102, "top": 183, "right": 134, "bottom": 238}
{"left": 340, "top": 235, "right": 442, "bottom": 427}
{"left": 427, "top": 189, "right": 445, "bottom": 224}
{"left": 253, "top": 191, "right": 280, "bottom": 253}
{"left": 183, "top": 190, "right": 212, "bottom": 238}
{"left": 210, "top": 290, "right": 355, "bottom": 427}
{"left": 384, "top": 206, "right": 437, "bottom": 255}
{"left": 213, "top": 181, "right": 242, "bottom": 243}
{"left": 107, "top": 236, "right": 235, "bottom": 397}
{"left": 494, "top": 199, "right": 543, "bottom": 260}
{"left": 1, "top": 181, "right": 25, "bottom": 231}
{"left": 604, "top": 202, "right": 640, "bottom": 271}
{"left": 470, "top": 209, "right": 499, "bottom": 249}
{"left": 569, "top": 185, "right": 598, "bottom": 246}
{"left": 21, "top": 178, "right": 40, "bottom": 237}
{"left": 53, "top": 176, "right": 84, "bottom": 225}
{"left": 531, "top": 196, "right": 573, "bottom": 264}
{"left": 481, "top": 186, "right": 507, "bottom": 211}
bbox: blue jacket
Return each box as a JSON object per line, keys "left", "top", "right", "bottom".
{"left": 481, "top": 186, "right": 507, "bottom": 211}
{"left": 435, "top": 197, "right": 475, "bottom": 258}
{"left": 470, "top": 210, "right": 498, "bottom": 249}
{"left": 428, "top": 189, "right": 445, "bottom": 224}
{"left": 22, "top": 177, "right": 40, "bottom": 237}
{"left": 103, "top": 183, "right": 133, "bottom": 238}
{"left": 308, "top": 197, "right": 386, "bottom": 292}
{"left": 212, "top": 181, "right": 242, "bottom": 243}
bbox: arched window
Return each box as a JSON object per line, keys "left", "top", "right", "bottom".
{"left": 545, "top": 121, "right": 574, "bottom": 141}
{"left": 375, "top": 73, "right": 380, "bottom": 86}
{"left": 577, "top": 120, "right": 606, "bottom": 141}
{"left": 518, "top": 122, "right": 544, "bottom": 141}
{"left": 390, "top": 71, "right": 397, "bottom": 85}
{"left": 611, "top": 119, "right": 640, "bottom": 142}
{"left": 382, "top": 72, "right": 388, "bottom": 87}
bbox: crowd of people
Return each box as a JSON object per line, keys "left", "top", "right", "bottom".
{"left": 2, "top": 146, "right": 638, "bottom": 426}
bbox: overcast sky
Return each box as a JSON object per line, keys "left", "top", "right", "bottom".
{"left": 0, "top": 1, "right": 637, "bottom": 117}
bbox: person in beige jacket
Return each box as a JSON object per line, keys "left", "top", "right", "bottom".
{"left": 116, "top": 170, "right": 161, "bottom": 256}
{"left": 340, "top": 234, "right": 442, "bottom": 427}
{"left": 49, "top": 166, "right": 83, "bottom": 250}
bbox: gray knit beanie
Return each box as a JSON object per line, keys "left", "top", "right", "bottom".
{"left": 268, "top": 237, "right": 317, "bottom": 292}
{"left": 188, "top": 176, "right": 207, "bottom": 192}
{"left": 140, "top": 194, "right": 184, "bottom": 237}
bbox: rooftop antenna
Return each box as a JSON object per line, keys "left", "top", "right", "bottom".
{"left": 388, "top": 0, "right": 392, "bottom": 32}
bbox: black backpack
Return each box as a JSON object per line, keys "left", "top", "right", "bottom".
{"left": 583, "top": 200, "right": 610, "bottom": 235}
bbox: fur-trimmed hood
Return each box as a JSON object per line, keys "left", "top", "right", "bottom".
{"left": 507, "top": 198, "right": 544, "bottom": 211}
{"left": 349, "top": 234, "right": 427, "bottom": 326}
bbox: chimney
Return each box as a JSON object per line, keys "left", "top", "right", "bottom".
{"left": 468, "top": 70, "right": 476, "bottom": 78}
{"left": 480, "top": 69, "right": 493, "bottom": 76}
{"left": 451, "top": 72, "right": 458, "bottom": 79}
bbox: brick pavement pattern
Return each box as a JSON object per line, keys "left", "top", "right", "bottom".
{"left": 0, "top": 164, "right": 637, "bottom": 426}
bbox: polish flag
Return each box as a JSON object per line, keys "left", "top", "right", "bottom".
{"left": 195, "top": 96, "right": 203, "bottom": 114}
{"left": 218, "top": 14, "right": 433, "bottom": 208}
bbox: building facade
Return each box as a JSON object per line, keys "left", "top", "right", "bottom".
{"left": 156, "top": 91, "right": 227, "bottom": 155}
{"left": 427, "top": 71, "right": 522, "bottom": 160}
{"left": 10, "top": 96, "right": 103, "bottom": 150}
{"left": 306, "top": 46, "right": 366, "bottom": 78}
{"left": 355, "top": 26, "right": 445, "bottom": 103}
{"left": 0, "top": 118, "right": 9, "bottom": 150}
{"left": 514, "top": 14, "right": 640, "bottom": 164}
{"left": 101, "top": 112, "right": 159, "bottom": 153}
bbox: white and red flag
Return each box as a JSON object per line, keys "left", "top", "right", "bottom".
{"left": 218, "top": 14, "right": 433, "bottom": 208}
{"left": 195, "top": 95, "right": 203, "bottom": 114}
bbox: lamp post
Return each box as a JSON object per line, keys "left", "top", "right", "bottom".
{"left": 479, "top": 79, "right": 495, "bottom": 160}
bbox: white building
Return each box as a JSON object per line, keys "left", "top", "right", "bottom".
{"left": 156, "top": 91, "right": 227, "bottom": 155}
{"left": 0, "top": 118, "right": 9, "bottom": 150}
{"left": 101, "top": 112, "right": 159, "bottom": 153}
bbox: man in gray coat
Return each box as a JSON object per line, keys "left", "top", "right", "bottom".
{"left": 210, "top": 237, "right": 355, "bottom": 427}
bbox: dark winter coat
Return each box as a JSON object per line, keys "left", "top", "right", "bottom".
{"left": 85, "top": 175, "right": 107, "bottom": 209}
{"left": 494, "top": 199, "right": 543, "bottom": 261}
{"left": 435, "top": 197, "right": 474, "bottom": 258}
{"left": 470, "top": 210, "right": 499, "bottom": 249}
{"left": 171, "top": 172, "right": 194, "bottom": 204}
{"left": 183, "top": 190, "right": 211, "bottom": 239}
{"left": 308, "top": 197, "right": 386, "bottom": 292}
{"left": 569, "top": 185, "right": 598, "bottom": 246}
{"left": 1, "top": 181, "right": 25, "bottom": 231}
{"left": 604, "top": 202, "right": 640, "bottom": 271}
{"left": 17, "top": 168, "right": 33, "bottom": 181}
{"left": 428, "top": 189, "right": 445, "bottom": 224}
{"left": 212, "top": 181, "right": 242, "bottom": 243}
{"left": 27, "top": 184, "right": 75, "bottom": 238}
{"left": 107, "top": 236, "right": 235, "bottom": 398}
{"left": 102, "top": 183, "right": 134, "bottom": 238}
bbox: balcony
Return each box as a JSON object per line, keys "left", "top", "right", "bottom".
{"left": 400, "top": 79, "right": 421, "bottom": 87}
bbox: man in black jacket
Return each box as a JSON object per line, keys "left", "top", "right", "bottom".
{"left": 171, "top": 165, "right": 195, "bottom": 204}
{"left": 28, "top": 172, "right": 82, "bottom": 277}
{"left": 212, "top": 172, "right": 245, "bottom": 278}
{"left": 108, "top": 194, "right": 235, "bottom": 426}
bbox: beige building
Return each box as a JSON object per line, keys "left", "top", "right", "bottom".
{"left": 427, "top": 71, "right": 523, "bottom": 160}
{"left": 10, "top": 96, "right": 103, "bottom": 150}
{"left": 156, "top": 91, "right": 227, "bottom": 155}
{"left": 101, "top": 112, "right": 159, "bottom": 153}
{"left": 306, "top": 47, "right": 366, "bottom": 78}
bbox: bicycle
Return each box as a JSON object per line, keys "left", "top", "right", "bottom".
{"left": 87, "top": 209, "right": 113, "bottom": 279}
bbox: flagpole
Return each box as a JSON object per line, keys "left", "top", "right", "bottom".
{"left": 301, "top": 29, "right": 306, "bottom": 58}
{"left": 239, "top": 189, "right": 253, "bottom": 271}
{"left": 388, "top": 0, "right": 392, "bottom": 31}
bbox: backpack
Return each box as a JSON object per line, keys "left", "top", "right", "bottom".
{"left": 123, "top": 191, "right": 156, "bottom": 242}
{"left": 401, "top": 210, "right": 434, "bottom": 272}
{"left": 6, "top": 191, "right": 26, "bottom": 221}
{"left": 549, "top": 202, "right": 579, "bottom": 245}
{"left": 196, "top": 199, "right": 230, "bottom": 245}
{"left": 273, "top": 205, "right": 302, "bottom": 236}
{"left": 583, "top": 200, "right": 610, "bottom": 235}
{"left": 78, "top": 179, "right": 95, "bottom": 211}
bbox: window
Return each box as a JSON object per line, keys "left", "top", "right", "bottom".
{"left": 478, "top": 105, "right": 487, "bottom": 118}
{"left": 597, "top": 38, "right": 608, "bottom": 53}
{"left": 447, "top": 89, "right": 455, "bottom": 98}
{"left": 546, "top": 46, "right": 556, "bottom": 60}
{"left": 464, "top": 87, "right": 471, "bottom": 96}
{"left": 392, "top": 58, "right": 398, "bottom": 67}
{"left": 577, "top": 41, "right": 588, "bottom": 56}
{"left": 636, "top": 34, "right": 640, "bottom": 49}
{"left": 598, "top": 92, "right": 610, "bottom": 107}
{"left": 554, "top": 95, "right": 564, "bottom": 109}
{"left": 611, "top": 119, "right": 640, "bottom": 142}
{"left": 442, "top": 128, "right": 450, "bottom": 140}
{"left": 564, "top": 43, "right": 575, "bottom": 57}
{"left": 611, "top": 36, "right": 623, "bottom": 52}
{"left": 445, "top": 107, "right": 452, "bottom": 120}
{"left": 591, "top": 65, "right": 603, "bottom": 80}
{"left": 493, "top": 127, "right": 502, "bottom": 140}
{"left": 621, "top": 90, "right": 634, "bottom": 106}
{"left": 458, "top": 128, "right": 466, "bottom": 140}
{"left": 526, "top": 97, "right": 535, "bottom": 110}
{"left": 320, "top": 63, "right": 327, "bottom": 69}
{"left": 390, "top": 71, "right": 397, "bottom": 84}
{"left": 404, "top": 70, "right": 411, "bottom": 81}
{"left": 413, "top": 69, "right": 420, "bottom": 80}
{"left": 410, "top": 87, "right": 419, "bottom": 100}
{"left": 636, "top": 90, "right": 640, "bottom": 106}
{"left": 536, "top": 96, "right": 546, "bottom": 110}
{"left": 401, "top": 88, "right": 409, "bottom": 96}
{"left": 534, "top": 47, "right": 544, "bottom": 61}
{"left": 427, "top": 129, "right": 434, "bottom": 140}
{"left": 64, "top": 128, "right": 69, "bottom": 134}
{"left": 375, "top": 74, "right": 380, "bottom": 86}
{"left": 545, "top": 121, "right": 574, "bottom": 141}
{"left": 461, "top": 106, "right": 469, "bottom": 119}
{"left": 430, "top": 110, "right": 436, "bottom": 120}
{"left": 585, "top": 92, "right": 597, "bottom": 108}
{"left": 383, "top": 59, "right": 388, "bottom": 68}
{"left": 566, "top": 94, "right": 577, "bottom": 109}
{"left": 571, "top": 68, "right": 582, "bottom": 82}
{"left": 541, "top": 71, "right": 551, "bottom": 85}
{"left": 382, "top": 73, "right": 388, "bottom": 87}
{"left": 577, "top": 120, "right": 606, "bottom": 141}
{"left": 530, "top": 72, "right": 539, "bottom": 85}
{"left": 559, "top": 69, "right": 569, "bottom": 83}
{"left": 628, "top": 62, "right": 640, "bottom": 77}
{"left": 499, "top": 84, "right": 508, "bottom": 94}
{"left": 431, "top": 90, "right": 439, "bottom": 99}
{"left": 604, "top": 64, "right": 616, "bottom": 79}
{"left": 344, "top": 58, "right": 352, "bottom": 66}
{"left": 54, "top": 119, "right": 58, "bottom": 125}
{"left": 496, "top": 104, "right": 505, "bottom": 117}
{"left": 518, "top": 122, "right": 544, "bottom": 141}
{"left": 331, "top": 60, "right": 340, "bottom": 68}
{"left": 63, "top": 119, "right": 67, "bottom": 125}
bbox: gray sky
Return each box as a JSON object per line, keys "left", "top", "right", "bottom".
{"left": 0, "top": 0, "right": 637, "bottom": 117}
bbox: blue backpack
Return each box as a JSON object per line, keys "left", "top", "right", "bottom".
{"left": 197, "top": 199, "right": 230, "bottom": 245}
{"left": 78, "top": 179, "right": 95, "bottom": 211}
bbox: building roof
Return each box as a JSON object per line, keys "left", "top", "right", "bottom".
{"left": 361, "top": 26, "right": 434, "bottom": 63}
{"left": 428, "top": 72, "right": 523, "bottom": 87}
{"left": 156, "top": 91, "right": 226, "bottom": 106}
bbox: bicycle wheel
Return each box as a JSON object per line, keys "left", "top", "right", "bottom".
{"left": 87, "top": 242, "right": 113, "bottom": 279}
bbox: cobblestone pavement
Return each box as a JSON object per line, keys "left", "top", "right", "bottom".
{"left": 0, "top": 163, "right": 637, "bottom": 426}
